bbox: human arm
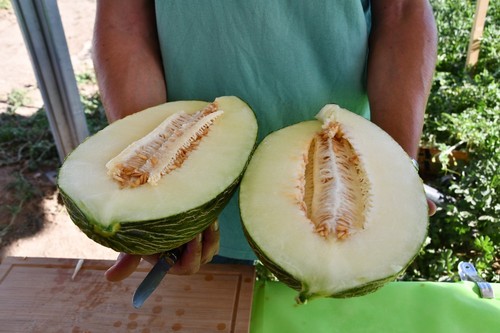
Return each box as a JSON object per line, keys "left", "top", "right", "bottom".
{"left": 368, "top": 0, "right": 437, "bottom": 159}
{"left": 367, "top": 0, "right": 438, "bottom": 214}
{"left": 92, "top": 0, "right": 166, "bottom": 122}
{"left": 92, "top": 0, "right": 219, "bottom": 279}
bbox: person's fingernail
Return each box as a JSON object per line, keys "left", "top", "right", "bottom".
{"left": 212, "top": 220, "right": 219, "bottom": 232}
{"left": 197, "top": 233, "right": 202, "bottom": 243}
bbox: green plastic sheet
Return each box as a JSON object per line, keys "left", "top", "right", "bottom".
{"left": 251, "top": 280, "right": 500, "bottom": 333}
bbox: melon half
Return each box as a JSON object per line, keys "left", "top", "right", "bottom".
{"left": 58, "top": 96, "right": 257, "bottom": 254}
{"left": 239, "top": 104, "right": 428, "bottom": 303}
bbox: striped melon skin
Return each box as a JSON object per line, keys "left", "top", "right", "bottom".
{"left": 58, "top": 96, "right": 257, "bottom": 255}
{"left": 244, "top": 228, "right": 414, "bottom": 303}
{"left": 60, "top": 177, "right": 239, "bottom": 254}
{"left": 240, "top": 105, "right": 428, "bottom": 303}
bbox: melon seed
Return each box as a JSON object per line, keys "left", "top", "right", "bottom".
{"left": 106, "top": 102, "right": 223, "bottom": 188}
{"left": 301, "top": 121, "right": 370, "bottom": 240}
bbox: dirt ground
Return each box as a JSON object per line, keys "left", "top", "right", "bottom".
{"left": 0, "top": 1, "right": 117, "bottom": 260}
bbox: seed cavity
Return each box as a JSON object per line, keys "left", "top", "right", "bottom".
{"left": 106, "top": 102, "right": 223, "bottom": 188}
{"left": 300, "top": 121, "right": 370, "bottom": 240}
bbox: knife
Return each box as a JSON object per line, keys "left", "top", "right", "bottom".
{"left": 132, "top": 248, "right": 182, "bottom": 308}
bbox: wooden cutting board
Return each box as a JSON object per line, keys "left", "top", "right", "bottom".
{"left": 0, "top": 257, "right": 255, "bottom": 333}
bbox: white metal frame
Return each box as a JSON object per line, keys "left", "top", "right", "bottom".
{"left": 11, "top": 0, "right": 89, "bottom": 162}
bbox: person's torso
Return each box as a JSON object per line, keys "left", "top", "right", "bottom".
{"left": 155, "top": 0, "right": 372, "bottom": 259}
{"left": 155, "top": 0, "right": 371, "bottom": 140}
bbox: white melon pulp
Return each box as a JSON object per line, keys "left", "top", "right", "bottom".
{"left": 58, "top": 96, "right": 257, "bottom": 254}
{"left": 240, "top": 104, "right": 428, "bottom": 302}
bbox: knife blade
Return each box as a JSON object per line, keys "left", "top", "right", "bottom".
{"left": 132, "top": 248, "right": 181, "bottom": 308}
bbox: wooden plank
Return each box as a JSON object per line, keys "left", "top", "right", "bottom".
{"left": 0, "top": 257, "right": 255, "bottom": 333}
{"left": 465, "top": 0, "right": 490, "bottom": 69}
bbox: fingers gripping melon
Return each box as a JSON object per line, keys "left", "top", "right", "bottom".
{"left": 239, "top": 104, "right": 428, "bottom": 303}
{"left": 58, "top": 96, "right": 257, "bottom": 254}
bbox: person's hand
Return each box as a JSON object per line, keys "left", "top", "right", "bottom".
{"left": 105, "top": 220, "right": 220, "bottom": 281}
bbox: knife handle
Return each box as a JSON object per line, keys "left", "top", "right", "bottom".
{"left": 159, "top": 248, "right": 182, "bottom": 267}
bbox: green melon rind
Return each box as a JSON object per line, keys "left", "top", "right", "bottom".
{"left": 241, "top": 182, "right": 428, "bottom": 304}
{"left": 58, "top": 96, "right": 258, "bottom": 255}
{"left": 244, "top": 219, "right": 427, "bottom": 303}
{"left": 239, "top": 115, "right": 429, "bottom": 304}
{"left": 60, "top": 172, "right": 244, "bottom": 255}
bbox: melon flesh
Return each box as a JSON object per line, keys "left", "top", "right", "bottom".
{"left": 58, "top": 96, "right": 257, "bottom": 254}
{"left": 239, "top": 104, "right": 428, "bottom": 302}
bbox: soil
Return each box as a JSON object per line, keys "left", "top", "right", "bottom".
{"left": 0, "top": 1, "right": 117, "bottom": 260}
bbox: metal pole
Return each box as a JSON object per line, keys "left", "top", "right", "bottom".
{"left": 11, "top": 0, "right": 89, "bottom": 162}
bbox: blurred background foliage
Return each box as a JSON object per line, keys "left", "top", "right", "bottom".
{"left": 406, "top": 0, "right": 499, "bottom": 282}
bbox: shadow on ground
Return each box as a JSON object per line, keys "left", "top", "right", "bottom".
{"left": 0, "top": 109, "right": 60, "bottom": 252}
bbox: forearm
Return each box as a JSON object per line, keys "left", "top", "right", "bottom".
{"left": 367, "top": 0, "right": 437, "bottom": 159}
{"left": 92, "top": 0, "right": 166, "bottom": 123}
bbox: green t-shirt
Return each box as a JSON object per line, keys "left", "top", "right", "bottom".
{"left": 155, "top": 1, "right": 372, "bottom": 259}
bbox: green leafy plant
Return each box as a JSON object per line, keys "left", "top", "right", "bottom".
{"left": 0, "top": 71, "right": 108, "bottom": 245}
{"left": 81, "top": 92, "right": 107, "bottom": 134}
{"left": 408, "top": 0, "right": 500, "bottom": 282}
{"left": 0, "top": 172, "right": 41, "bottom": 237}
{"left": 0, "top": 0, "right": 11, "bottom": 10}
{"left": 0, "top": 71, "right": 107, "bottom": 170}
{"left": 0, "top": 108, "right": 59, "bottom": 171}
{"left": 76, "top": 71, "right": 108, "bottom": 134}
{"left": 5, "top": 88, "right": 31, "bottom": 114}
